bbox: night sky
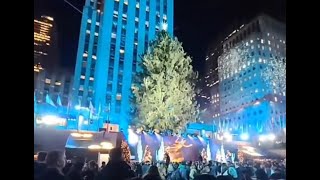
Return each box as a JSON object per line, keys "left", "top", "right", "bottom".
{"left": 34, "top": 0, "right": 285, "bottom": 76}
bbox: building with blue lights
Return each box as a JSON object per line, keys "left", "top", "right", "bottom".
{"left": 35, "top": 68, "right": 74, "bottom": 105}
{"left": 217, "top": 14, "right": 286, "bottom": 139}
{"left": 72, "top": 0, "right": 174, "bottom": 131}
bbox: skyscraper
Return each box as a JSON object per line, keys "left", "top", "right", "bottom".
{"left": 34, "top": 16, "right": 59, "bottom": 70}
{"left": 73, "top": 0, "right": 174, "bottom": 130}
{"left": 217, "top": 14, "right": 286, "bottom": 137}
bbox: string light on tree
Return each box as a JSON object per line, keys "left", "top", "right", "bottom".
{"left": 262, "top": 57, "right": 286, "bottom": 95}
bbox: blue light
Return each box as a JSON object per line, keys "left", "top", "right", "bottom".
{"left": 240, "top": 133, "right": 249, "bottom": 141}
{"left": 128, "top": 128, "right": 139, "bottom": 145}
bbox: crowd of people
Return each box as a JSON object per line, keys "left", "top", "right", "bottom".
{"left": 34, "top": 148, "right": 286, "bottom": 180}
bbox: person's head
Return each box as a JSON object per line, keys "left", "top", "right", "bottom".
{"left": 109, "top": 147, "right": 123, "bottom": 162}
{"left": 88, "top": 160, "right": 97, "bottom": 170}
{"left": 204, "top": 165, "right": 212, "bottom": 173}
{"left": 72, "top": 156, "right": 85, "bottom": 170}
{"left": 101, "top": 161, "right": 106, "bottom": 166}
{"left": 221, "top": 163, "right": 228, "bottom": 171}
{"left": 45, "top": 150, "right": 66, "bottom": 169}
{"left": 147, "top": 165, "right": 160, "bottom": 176}
{"left": 37, "top": 151, "right": 47, "bottom": 162}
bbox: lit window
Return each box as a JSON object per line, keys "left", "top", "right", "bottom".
{"left": 134, "top": 42, "right": 138, "bottom": 45}
{"left": 111, "top": 33, "right": 116, "bottom": 38}
{"left": 124, "top": 0, "right": 128, "bottom": 5}
{"left": 87, "top": 19, "right": 92, "bottom": 23}
{"left": 92, "top": 55, "right": 97, "bottom": 60}
{"left": 83, "top": 53, "right": 88, "bottom": 57}
{"left": 146, "top": 6, "right": 149, "bottom": 12}
{"left": 259, "top": 58, "right": 262, "bottom": 62}
{"left": 135, "top": 17, "right": 139, "bottom": 22}
{"left": 255, "top": 89, "right": 258, "bottom": 93}
{"left": 114, "top": 11, "right": 118, "bottom": 15}
{"left": 96, "top": 22, "right": 100, "bottom": 26}
{"left": 116, "top": 93, "right": 122, "bottom": 100}
{"left": 258, "top": 44, "right": 260, "bottom": 48}
{"left": 86, "top": 30, "right": 90, "bottom": 34}
{"left": 250, "top": 40, "right": 253, "bottom": 43}
{"left": 267, "top": 33, "right": 270, "bottom": 36}
{"left": 269, "top": 47, "right": 272, "bottom": 51}
{"left": 274, "top": 97, "right": 278, "bottom": 102}
{"left": 246, "top": 42, "right": 249, "bottom": 46}
{"left": 262, "top": 46, "right": 265, "bottom": 50}
{"left": 81, "top": 75, "right": 85, "bottom": 79}
{"left": 55, "top": 81, "right": 61, "bottom": 86}
{"left": 79, "top": 86, "right": 84, "bottom": 91}
{"left": 145, "top": 21, "right": 149, "bottom": 27}
{"left": 268, "top": 40, "right": 271, "bottom": 45}
{"left": 45, "top": 78, "right": 51, "bottom": 84}
{"left": 283, "top": 40, "right": 285, "bottom": 44}
{"left": 251, "top": 45, "right": 254, "bottom": 49}
{"left": 277, "top": 44, "right": 279, "bottom": 48}
{"left": 163, "top": 14, "right": 167, "bottom": 20}
{"left": 123, "top": 14, "right": 127, "bottom": 18}
{"left": 280, "top": 40, "right": 282, "bottom": 43}
{"left": 90, "top": 77, "right": 94, "bottom": 81}
{"left": 120, "top": 49, "right": 125, "bottom": 53}
{"left": 261, "top": 39, "right": 264, "bottom": 44}
{"left": 94, "top": 32, "right": 98, "bottom": 36}
{"left": 136, "top": 2, "right": 139, "bottom": 8}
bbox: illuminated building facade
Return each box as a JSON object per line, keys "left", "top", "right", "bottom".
{"left": 34, "top": 15, "right": 59, "bottom": 71}
{"left": 198, "top": 41, "right": 223, "bottom": 125}
{"left": 35, "top": 68, "right": 74, "bottom": 106}
{"left": 72, "top": 0, "right": 174, "bottom": 131}
{"left": 217, "top": 14, "right": 286, "bottom": 138}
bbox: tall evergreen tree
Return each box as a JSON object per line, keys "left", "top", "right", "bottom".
{"left": 132, "top": 31, "right": 200, "bottom": 133}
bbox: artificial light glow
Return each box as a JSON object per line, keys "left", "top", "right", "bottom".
{"left": 128, "top": 128, "right": 139, "bottom": 145}
{"left": 42, "top": 115, "right": 59, "bottom": 125}
{"left": 120, "top": 49, "right": 125, "bottom": 53}
{"left": 75, "top": 105, "right": 81, "bottom": 110}
{"left": 55, "top": 81, "right": 61, "bottom": 86}
{"left": 267, "top": 134, "right": 276, "bottom": 141}
{"left": 240, "top": 133, "right": 249, "bottom": 141}
{"left": 223, "top": 132, "right": 232, "bottom": 142}
{"left": 259, "top": 135, "right": 267, "bottom": 142}
{"left": 88, "top": 145, "right": 101, "bottom": 149}
{"left": 162, "top": 22, "right": 168, "bottom": 31}
{"left": 71, "top": 133, "right": 93, "bottom": 138}
{"left": 100, "top": 142, "right": 113, "bottom": 149}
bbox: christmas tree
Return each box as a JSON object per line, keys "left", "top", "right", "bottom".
{"left": 133, "top": 30, "right": 200, "bottom": 133}
{"left": 121, "top": 140, "right": 131, "bottom": 164}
